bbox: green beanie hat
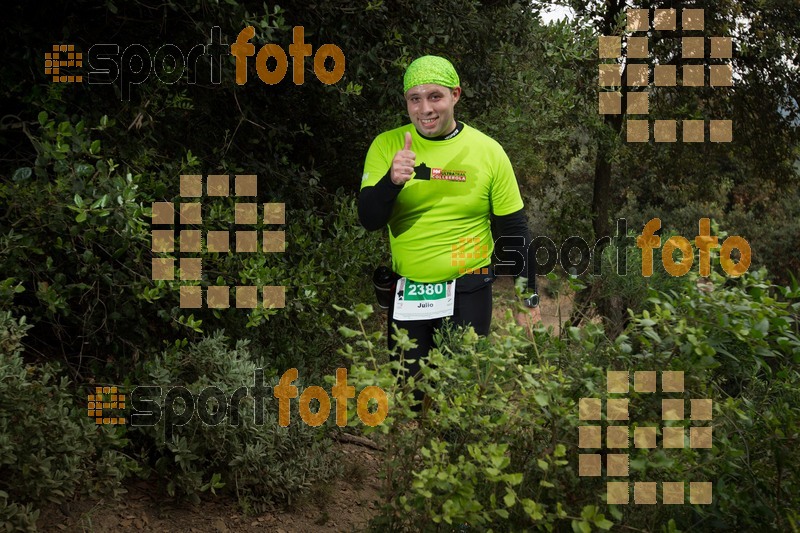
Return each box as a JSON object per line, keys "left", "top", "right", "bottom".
{"left": 403, "top": 55, "right": 460, "bottom": 93}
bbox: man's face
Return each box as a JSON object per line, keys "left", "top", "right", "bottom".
{"left": 405, "top": 84, "right": 461, "bottom": 138}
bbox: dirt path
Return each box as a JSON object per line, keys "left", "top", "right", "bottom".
{"left": 491, "top": 274, "right": 574, "bottom": 336}
{"left": 38, "top": 443, "right": 382, "bottom": 532}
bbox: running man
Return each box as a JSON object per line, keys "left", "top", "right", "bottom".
{"left": 358, "top": 55, "right": 541, "bottom": 408}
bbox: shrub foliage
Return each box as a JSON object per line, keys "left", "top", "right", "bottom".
{"left": 339, "top": 269, "right": 800, "bottom": 531}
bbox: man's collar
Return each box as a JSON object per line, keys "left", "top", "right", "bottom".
{"left": 417, "top": 121, "right": 464, "bottom": 141}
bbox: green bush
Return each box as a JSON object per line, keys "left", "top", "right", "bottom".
{"left": 0, "top": 110, "right": 385, "bottom": 516}
{"left": 338, "top": 304, "right": 605, "bottom": 531}
{"left": 581, "top": 228, "right": 692, "bottom": 337}
{"left": 613, "top": 270, "right": 800, "bottom": 531}
{"left": 615, "top": 190, "right": 800, "bottom": 286}
{"left": 0, "top": 113, "right": 157, "bottom": 377}
{"left": 227, "top": 192, "right": 387, "bottom": 378}
{"left": 1, "top": 111, "right": 384, "bottom": 382}
{"left": 129, "top": 331, "right": 343, "bottom": 513}
{"left": 0, "top": 312, "right": 134, "bottom": 531}
{"left": 337, "top": 267, "right": 800, "bottom": 531}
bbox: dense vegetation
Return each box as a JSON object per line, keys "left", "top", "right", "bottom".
{"left": 1, "top": 0, "right": 798, "bottom": 531}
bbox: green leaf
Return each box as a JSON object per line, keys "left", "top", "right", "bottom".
{"left": 75, "top": 211, "right": 87, "bottom": 223}
{"left": 595, "top": 517, "right": 614, "bottom": 530}
{"left": 581, "top": 505, "right": 597, "bottom": 520}
{"left": 534, "top": 392, "right": 549, "bottom": 406}
{"left": 522, "top": 498, "right": 544, "bottom": 520}
{"left": 338, "top": 326, "right": 360, "bottom": 338}
{"left": 353, "top": 303, "right": 373, "bottom": 320}
{"left": 12, "top": 167, "right": 32, "bottom": 181}
{"left": 608, "top": 505, "right": 623, "bottom": 520}
{"left": 572, "top": 520, "right": 591, "bottom": 533}
{"left": 505, "top": 473, "right": 523, "bottom": 485}
{"left": 554, "top": 444, "right": 566, "bottom": 457}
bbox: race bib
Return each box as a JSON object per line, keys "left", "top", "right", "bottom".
{"left": 392, "top": 278, "right": 455, "bottom": 321}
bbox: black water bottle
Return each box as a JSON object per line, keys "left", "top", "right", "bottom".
{"left": 372, "top": 266, "right": 394, "bottom": 310}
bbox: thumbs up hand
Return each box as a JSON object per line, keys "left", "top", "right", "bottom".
{"left": 390, "top": 131, "right": 416, "bottom": 186}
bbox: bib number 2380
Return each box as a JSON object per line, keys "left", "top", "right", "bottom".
{"left": 392, "top": 278, "right": 455, "bottom": 321}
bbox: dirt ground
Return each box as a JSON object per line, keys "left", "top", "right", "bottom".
{"left": 491, "top": 274, "right": 574, "bottom": 336}
{"left": 38, "top": 443, "right": 383, "bottom": 533}
{"left": 37, "top": 278, "right": 570, "bottom": 533}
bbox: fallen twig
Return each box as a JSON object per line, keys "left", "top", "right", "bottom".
{"left": 333, "top": 431, "right": 384, "bottom": 451}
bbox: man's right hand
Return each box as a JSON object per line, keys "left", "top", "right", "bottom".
{"left": 390, "top": 132, "right": 416, "bottom": 186}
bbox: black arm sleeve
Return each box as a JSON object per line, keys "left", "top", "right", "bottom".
{"left": 493, "top": 208, "right": 536, "bottom": 294}
{"left": 358, "top": 170, "right": 404, "bottom": 231}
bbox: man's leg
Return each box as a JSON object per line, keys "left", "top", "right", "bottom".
{"left": 386, "top": 280, "right": 492, "bottom": 411}
{"left": 387, "top": 296, "right": 437, "bottom": 409}
{"left": 425, "top": 283, "right": 493, "bottom": 433}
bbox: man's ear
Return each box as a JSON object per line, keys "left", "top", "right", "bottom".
{"left": 451, "top": 86, "right": 462, "bottom": 103}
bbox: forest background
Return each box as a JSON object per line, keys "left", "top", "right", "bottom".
{"left": 1, "top": 0, "right": 799, "bottom": 531}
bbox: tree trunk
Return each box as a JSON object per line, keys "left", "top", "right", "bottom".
{"left": 570, "top": 0, "right": 627, "bottom": 332}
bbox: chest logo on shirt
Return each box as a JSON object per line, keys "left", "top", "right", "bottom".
{"left": 413, "top": 163, "right": 467, "bottom": 182}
